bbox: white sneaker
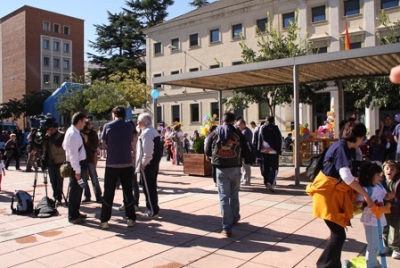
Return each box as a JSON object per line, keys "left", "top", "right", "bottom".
{"left": 392, "top": 250, "right": 400, "bottom": 259}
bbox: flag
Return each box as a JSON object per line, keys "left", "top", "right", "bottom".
{"left": 345, "top": 20, "right": 350, "bottom": 50}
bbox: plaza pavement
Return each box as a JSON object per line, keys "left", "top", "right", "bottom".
{"left": 0, "top": 157, "right": 398, "bottom": 267}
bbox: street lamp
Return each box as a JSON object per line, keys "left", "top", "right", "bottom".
{"left": 151, "top": 89, "right": 159, "bottom": 128}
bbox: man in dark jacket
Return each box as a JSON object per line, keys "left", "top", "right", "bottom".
{"left": 205, "top": 112, "right": 250, "bottom": 238}
{"left": 41, "top": 123, "right": 66, "bottom": 204}
{"left": 257, "top": 116, "right": 282, "bottom": 193}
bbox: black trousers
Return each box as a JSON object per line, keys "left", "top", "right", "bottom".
{"left": 100, "top": 166, "right": 136, "bottom": 222}
{"left": 140, "top": 161, "right": 160, "bottom": 215}
{"left": 48, "top": 163, "right": 63, "bottom": 202}
{"left": 317, "top": 220, "right": 346, "bottom": 268}
{"left": 260, "top": 153, "right": 279, "bottom": 185}
{"left": 68, "top": 161, "right": 87, "bottom": 221}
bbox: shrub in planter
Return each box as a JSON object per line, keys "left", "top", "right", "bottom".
{"left": 193, "top": 136, "right": 205, "bottom": 154}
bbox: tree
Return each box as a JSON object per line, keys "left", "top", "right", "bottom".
{"left": 189, "top": 0, "right": 209, "bottom": 8}
{"left": 23, "top": 90, "right": 53, "bottom": 117}
{"left": 88, "top": 11, "right": 145, "bottom": 80}
{"left": 0, "top": 99, "right": 23, "bottom": 121}
{"left": 124, "top": 0, "right": 175, "bottom": 28}
{"left": 343, "top": 11, "right": 400, "bottom": 109}
{"left": 224, "top": 12, "right": 325, "bottom": 115}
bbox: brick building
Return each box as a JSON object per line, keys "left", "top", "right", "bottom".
{"left": 0, "top": 5, "right": 84, "bottom": 106}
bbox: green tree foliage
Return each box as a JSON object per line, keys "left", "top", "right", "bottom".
{"left": 343, "top": 11, "right": 400, "bottom": 109}
{"left": 124, "top": 0, "right": 175, "bottom": 27}
{"left": 0, "top": 90, "right": 52, "bottom": 121}
{"left": 55, "top": 71, "right": 150, "bottom": 116}
{"left": 88, "top": 11, "right": 145, "bottom": 80}
{"left": 224, "top": 12, "right": 325, "bottom": 115}
{"left": 189, "top": 0, "right": 209, "bottom": 8}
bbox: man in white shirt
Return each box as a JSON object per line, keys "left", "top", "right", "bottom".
{"left": 62, "top": 112, "right": 88, "bottom": 224}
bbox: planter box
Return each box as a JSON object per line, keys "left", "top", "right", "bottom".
{"left": 183, "top": 154, "right": 212, "bottom": 176}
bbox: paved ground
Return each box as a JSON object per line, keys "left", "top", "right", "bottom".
{"left": 0, "top": 157, "right": 398, "bottom": 267}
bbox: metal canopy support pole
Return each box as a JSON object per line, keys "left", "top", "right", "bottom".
{"left": 152, "top": 85, "right": 158, "bottom": 129}
{"left": 218, "top": 90, "right": 223, "bottom": 124}
{"left": 293, "top": 64, "right": 300, "bottom": 185}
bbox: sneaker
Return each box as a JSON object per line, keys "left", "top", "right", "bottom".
{"left": 69, "top": 218, "right": 85, "bottom": 224}
{"left": 221, "top": 230, "right": 232, "bottom": 237}
{"left": 392, "top": 250, "right": 400, "bottom": 259}
{"left": 266, "top": 183, "right": 276, "bottom": 193}
{"left": 119, "top": 204, "right": 125, "bottom": 211}
{"left": 100, "top": 222, "right": 109, "bottom": 229}
{"left": 127, "top": 219, "right": 136, "bottom": 227}
{"left": 146, "top": 211, "right": 159, "bottom": 219}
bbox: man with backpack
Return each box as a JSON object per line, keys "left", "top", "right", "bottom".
{"left": 257, "top": 116, "right": 282, "bottom": 193}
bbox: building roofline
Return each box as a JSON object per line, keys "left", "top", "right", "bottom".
{"left": 0, "top": 5, "right": 84, "bottom": 23}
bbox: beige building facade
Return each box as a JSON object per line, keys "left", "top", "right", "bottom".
{"left": 144, "top": 0, "right": 400, "bottom": 134}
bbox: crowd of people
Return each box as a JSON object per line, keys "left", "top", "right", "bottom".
{"left": 0, "top": 66, "right": 399, "bottom": 267}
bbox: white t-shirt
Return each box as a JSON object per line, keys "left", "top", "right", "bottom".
{"left": 357, "top": 184, "right": 387, "bottom": 226}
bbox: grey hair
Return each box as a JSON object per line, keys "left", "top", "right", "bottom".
{"left": 138, "top": 113, "right": 152, "bottom": 126}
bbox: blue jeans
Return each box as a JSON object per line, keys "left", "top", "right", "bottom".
{"left": 364, "top": 224, "right": 380, "bottom": 268}
{"left": 85, "top": 162, "right": 102, "bottom": 201}
{"left": 216, "top": 166, "right": 241, "bottom": 232}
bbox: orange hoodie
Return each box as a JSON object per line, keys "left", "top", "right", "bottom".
{"left": 306, "top": 171, "right": 357, "bottom": 227}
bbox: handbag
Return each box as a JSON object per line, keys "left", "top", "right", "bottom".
{"left": 60, "top": 161, "right": 72, "bottom": 178}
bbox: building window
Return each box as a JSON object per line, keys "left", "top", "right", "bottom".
{"left": 210, "top": 29, "right": 220, "bottom": 43}
{"left": 381, "top": 0, "right": 399, "bottom": 9}
{"left": 170, "top": 38, "right": 179, "bottom": 50}
{"left": 189, "top": 67, "right": 199, "bottom": 72}
{"left": 172, "top": 105, "right": 180, "bottom": 122}
{"left": 153, "top": 73, "right": 162, "bottom": 89}
{"left": 43, "top": 21, "right": 50, "bottom": 31}
{"left": 189, "top": 33, "right": 199, "bottom": 47}
{"left": 313, "top": 47, "right": 328, "bottom": 54}
{"left": 283, "top": 12, "right": 295, "bottom": 28}
{"left": 63, "top": 43, "right": 70, "bottom": 52}
{"left": 63, "top": 60, "right": 70, "bottom": 69}
{"left": 211, "top": 102, "right": 219, "bottom": 121}
{"left": 234, "top": 107, "right": 244, "bottom": 119}
{"left": 157, "top": 106, "right": 162, "bottom": 123}
{"left": 54, "top": 75, "right": 59, "bottom": 85}
{"left": 53, "top": 58, "right": 60, "bottom": 68}
{"left": 64, "top": 26, "right": 70, "bottom": 35}
{"left": 171, "top": 70, "right": 180, "bottom": 75}
{"left": 54, "top": 41, "right": 59, "bottom": 51}
{"left": 154, "top": 42, "right": 161, "bottom": 55}
{"left": 256, "top": 18, "right": 268, "bottom": 33}
{"left": 190, "top": 103, "right": 200, "bottom": 122}
{"left": 210, "top": 64, "right": 219, "bottom": 69}
{"left": 43, "top": 57, "right": 49, "bottom": 66}
{"left": 232, "top": 61, "right": 243, "bottom": 65}
{"left": 259, "top": 100, "right": 270, "bottom": 120}
{"left": 232, "top": 24, "right": 242, "bottom": 39}
{"left": 312, "top": 6, "right": 326, "bottom": 22}
{"left": 344, "top": 0, "right": 360, "bottom": 16}
{"left": 350, "top": 42, "right": 362, "bottom": 49}
{"left": 43, "top": 39, "right": 50, "bottom": 49}
{"left": 54, "top": 24, "right": 60, "bottom": 33}
{"left": 44, "top": 74, "right": 50, "bottom": 83}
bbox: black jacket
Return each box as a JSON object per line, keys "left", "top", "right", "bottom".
{"left": 258, "top": 123, "right": 282, "bottom": 155}
{"left": 205, "top": 124, "right": 250, "bottom": 168}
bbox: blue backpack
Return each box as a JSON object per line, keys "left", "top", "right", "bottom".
{"left": 11, "top": 190, "right": 34, "bottom": 215}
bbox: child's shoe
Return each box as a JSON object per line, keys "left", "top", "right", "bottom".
{"left": 392, "top": 250, "right": 400, "bottom": 259}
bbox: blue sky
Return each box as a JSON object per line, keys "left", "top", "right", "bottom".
{"left": 0, "top": 0, "right": 215, "bottom": 60}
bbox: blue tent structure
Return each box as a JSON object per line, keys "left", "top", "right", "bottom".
{"left": 43, "top": 82, "right": 132, "bottom": 125}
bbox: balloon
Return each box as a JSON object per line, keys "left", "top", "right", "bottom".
{"left": 213, "top": 114, "right": 218, "bottom": 118}
{"left": 395, "top": 113, "right": 400, "bottom": 123}
{"left": 304, "top": 123, "right": 309, "bottom": 128}
{"left": 151, "top": 89, "right": 159, "bottom": 99}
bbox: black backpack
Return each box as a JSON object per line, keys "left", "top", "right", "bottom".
{"left": 306, "top": 148, "right": 329, "bottom": 181}
{"left": 35, "top": 196, "right": 57, "bottom": 218}
{"left": 11, "top": 190, "right": 34, "bottom": 215}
